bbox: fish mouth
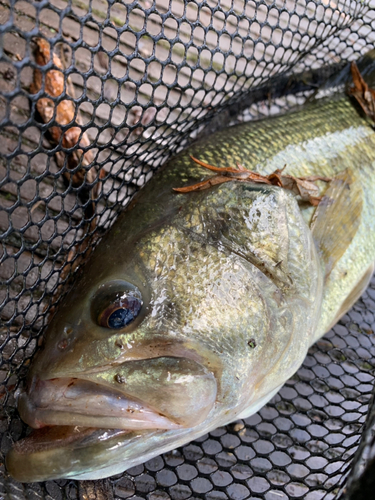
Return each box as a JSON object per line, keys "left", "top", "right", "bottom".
{"left": 18, "top": 377, "right": 183, "bottom": 431}
{"left": 18, "top": 355, "right": 218, "bottom": 431}
{"left": 7, "top": 356, "right": 218, "bottom": 482}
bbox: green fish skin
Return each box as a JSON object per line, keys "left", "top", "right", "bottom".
{"left": 6, "top": 88, "right": 375, "bottom": 482}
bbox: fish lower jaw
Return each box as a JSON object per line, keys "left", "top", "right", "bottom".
{"left": 18, "top": 377, "right": 182, "bottom": 431}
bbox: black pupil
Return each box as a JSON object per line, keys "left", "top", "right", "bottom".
{"left": 108, "top": 297, "right": 142, "bottom": 329}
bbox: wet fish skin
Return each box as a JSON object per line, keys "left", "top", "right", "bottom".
{"left": 6, "top": 91, "right": 375, "bottom": 482}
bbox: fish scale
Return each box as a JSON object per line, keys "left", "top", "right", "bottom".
{"left": 184, "top": 96, "right": 374, "bottom": 178}
{"left": 176, "top": 94, "right": 375, "bottom": 337}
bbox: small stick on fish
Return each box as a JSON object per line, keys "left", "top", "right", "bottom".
{"left": 348, "top": 61, "right": 375, "bottom": 122}
{"left": 174, "top": 156, "right": 331, "bottom": 206}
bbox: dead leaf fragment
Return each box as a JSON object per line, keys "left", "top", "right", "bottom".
{"left": 348, "top": 61, "right": 375, "bottom": 122}
{"left": 174, "top": 156, "right": 331, "bottom": 206}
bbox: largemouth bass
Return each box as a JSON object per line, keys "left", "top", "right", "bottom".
{"left": 6, "top": 66, "right": 375, "bottom": 482}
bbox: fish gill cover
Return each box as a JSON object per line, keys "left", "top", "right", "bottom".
{"left": 1, "top": 0, "right": 375, "bottom": 499}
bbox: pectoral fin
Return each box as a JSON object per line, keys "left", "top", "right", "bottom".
{"left": 325, "top": 261, "right": 374, "bottom": 332}
{"left": 311, "top": 168, "right": 363, "bottom": 278}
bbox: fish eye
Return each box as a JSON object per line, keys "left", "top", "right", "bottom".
{"left": 98, "top": 295, "right": 142, "bottom": 329}
{"left": 91, "top": 281, "right": 143, "bottom": 330}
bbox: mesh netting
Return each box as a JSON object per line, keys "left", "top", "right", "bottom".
{"left": 1, "top": 0, "right": 375, "bottom": 498}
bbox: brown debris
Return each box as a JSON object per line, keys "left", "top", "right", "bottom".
{"left": 348, "top": 61, "right": 375, "bottom": 122}
{"left": 174, "top": 156, "right": 331, "bottom": 206}
{"left": 31, "top": 37, "right": 101, "bottom": 217}
{"left": 78, "top": 479, "right": 114, "bottom": 500}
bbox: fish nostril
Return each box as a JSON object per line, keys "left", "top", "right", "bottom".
{"left": 64, "top": 326, "right": 73, "bottom": 336}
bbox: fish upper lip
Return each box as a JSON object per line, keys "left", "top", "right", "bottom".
{"left": 19, "top": 376, "right": 182, "bottom": 431}
{"left": 37, "top": 341, "right": 222, "bottom": 381}
{"left": 20, "top": 354, "right": 219, "bottom": 432}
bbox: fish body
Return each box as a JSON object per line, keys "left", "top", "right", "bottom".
{"left": 6, "top": 89, "right": 375, "bottom": 482}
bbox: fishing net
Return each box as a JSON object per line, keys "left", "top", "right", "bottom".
{"left": 1, "top": 0, "right": 375, "bottom": 498}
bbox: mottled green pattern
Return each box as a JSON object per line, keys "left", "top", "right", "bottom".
{"left": 184, "top": 96, "right": 374, "bottom": 177}
{"left": 179, "top": 95, "right": 375, "bottom": 336}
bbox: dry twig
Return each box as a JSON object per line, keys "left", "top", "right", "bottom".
{"left": 174, "top": 156, "right": 331, "bottom": 206}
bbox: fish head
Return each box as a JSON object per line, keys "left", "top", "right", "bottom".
{"left": 7, "top": 179, "right": 322, "bottom": 481}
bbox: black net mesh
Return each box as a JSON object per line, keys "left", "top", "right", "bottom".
{"left": 1, "top": 1, "right": 375, "bottom": 498}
